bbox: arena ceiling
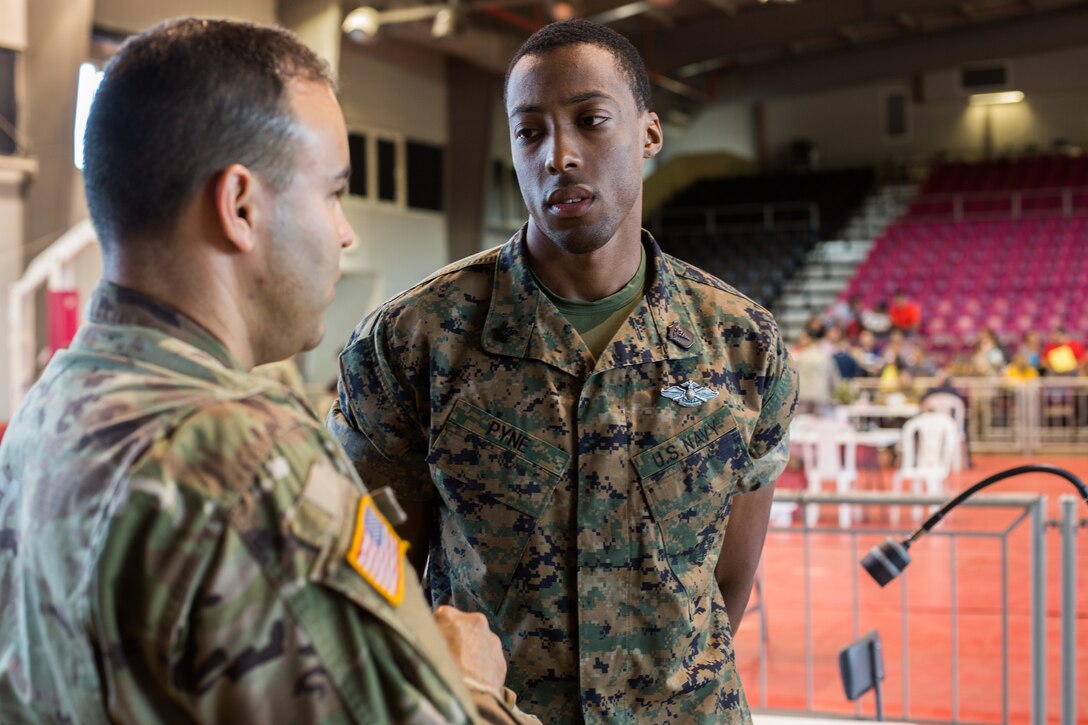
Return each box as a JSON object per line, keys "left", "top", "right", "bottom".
{"left": 333, "top": 0, "right": 1088, "bottom": 114}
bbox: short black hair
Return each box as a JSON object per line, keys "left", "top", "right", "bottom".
{"left": 504, "top": 19, "right": 653, "bottom": 114}
{"left": 83, "top": 18, "right": 334, "bottom": 250}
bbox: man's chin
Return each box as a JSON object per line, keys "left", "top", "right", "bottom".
{"left": 301, "top": 327, "right": 325, "bottom": 353}
{"left": 536, "top": 223, "right": 613, "bottom": 256}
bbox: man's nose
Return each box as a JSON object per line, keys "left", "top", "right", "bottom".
{"left": 545, "top": 128, "right": 581, "bottom": 175}
{"left": 336, "top": 203, "right": 354, "bottom": 249}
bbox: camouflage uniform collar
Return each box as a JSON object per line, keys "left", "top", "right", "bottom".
{"left": 482, "top": 226, "right": 702, "bottom": 377}
{"left": 84, "top": 281, "right": 243, "bottom": 371}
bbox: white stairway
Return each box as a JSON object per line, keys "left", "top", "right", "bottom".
{"left": 776, "top": 184, "right": 917, "bottom": 342}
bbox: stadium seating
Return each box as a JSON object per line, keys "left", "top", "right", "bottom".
{"left": 652, "top": 169, "right": 874, "bottom": 307}
{"left": 841, "top": 155, "right": 1088, "bottom": 363}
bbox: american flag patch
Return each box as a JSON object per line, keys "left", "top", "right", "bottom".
{"left": 346, "top": 496, "right": 407, "bottom": 606}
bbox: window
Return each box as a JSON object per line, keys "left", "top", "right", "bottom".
{"left": 347, "top": 132, "right": 367, "bottom": 197}
{"left": 406, "top": 141, "right": 443, "bottom": 211}
{"left": 73, "top": 62, "right": 104, "bottom": 168}
{"left": 0, "top": 49, "right": 14, "bottom": 155}
{"left": 377, "top": 138, "right": 396, "bottom": 202}
{"left": 961, "top": 64, "right": 1008, "bottom": 91}
{"left": 343, "top": 127, "right": 444, "bottom": 212}
{"left": 881, "top": 88, "right": 910, "bottom": 142}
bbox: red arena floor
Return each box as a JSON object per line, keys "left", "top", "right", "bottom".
{"left": 738, "top": 454, "right": 1088, "bottom": 724}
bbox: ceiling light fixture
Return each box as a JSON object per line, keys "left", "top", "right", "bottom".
{"left": 431, "top": 5, "right": 464, "bottom": 38}
{"left": 969, "top": 90, "right": 1025, "bottom": 106}
{"left": 548, "top": 0, "right": 577, "bottom": 21}
{"left": 342, "top": 4, "right": 461, "bottom": 43}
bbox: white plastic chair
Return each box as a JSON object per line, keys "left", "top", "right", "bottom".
{"left": 800, "top": 417, "right": 858, "bottom": 527}
{"left": 890, "top": 412, "right": 960, "bottom": 524}
{"left": 921, "top": 392, "right": 969, "bottom": 471}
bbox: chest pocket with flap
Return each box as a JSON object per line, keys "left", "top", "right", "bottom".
{"left": 426, "top": 399, "right": 568, "bottom": 613}
{"left": 632, "top": 404, "right": 753, "bottom": 596}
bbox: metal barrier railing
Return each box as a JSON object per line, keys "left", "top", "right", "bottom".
{"left": 850, "top": 377, "right": 1088, "bottom": 454}
{"left": 649, "top": 200, "right": 821, "bottom": 235}
{"left": 751, "top": 490, "right": 1084, "bottom": 725}
{"left": 906, "top": 186, "right": 1088, "bottom": 223}
{"left": 1058, "top": 497, "right": 1081, "bottom": 725}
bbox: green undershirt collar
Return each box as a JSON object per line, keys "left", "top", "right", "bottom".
{"left": 532, "top": 245, "right": 647, "bottom": 361}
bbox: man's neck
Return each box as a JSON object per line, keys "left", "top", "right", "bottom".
{"left": 524, "top": 223, "right": 645, "bottom": 302}
{"left": 106, "top": 254, "right": 257, "bottom": 370}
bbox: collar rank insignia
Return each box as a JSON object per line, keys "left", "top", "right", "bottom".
{"left": 661, "top": 380, "right": 718, "bottom": 408}
{"left": 667, "top": 322, "right": 695, "bottom": 349}
{"left": 346, "top": 495, "right": 408, "bottom": 606}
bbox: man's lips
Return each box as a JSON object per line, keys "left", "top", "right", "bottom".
{"left": 546, "top": 185, "right": 595, "bottom": 217}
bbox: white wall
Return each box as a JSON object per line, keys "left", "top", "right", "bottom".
{"left": 761, "top": 45, "right": 1088, "bottom": 168}
{"left": 0, "top": 0, "right": 26, "bottom": 49}
{"left": 483, "top": 95, "right": 524, "bottom": 250}
{"left": 0, "top": 164, "right": 28, "bottom": 419}
{"left": 312, "top": 38, "right": 451, "bottom": 379}
{"left": 657, "top": 103, "right": 755, "bottom": 165}
{"left": 93, "top": 0, "right": 276, "bottom": 32}
{"left": 665, "top": 44, "right": 1088, "bottom": 170}
{"left": 338, "top": 37, "right": 447, "bottom": 144}
{"left": 304, "top": 269, "right": 381, "bottom": 388}
{"left": 0, "top": 0, "right": 27, "bottom": 418}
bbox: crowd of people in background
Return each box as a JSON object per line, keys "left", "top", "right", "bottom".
{"left": 791, "top": 289, "right": 1088, "bottom": 413}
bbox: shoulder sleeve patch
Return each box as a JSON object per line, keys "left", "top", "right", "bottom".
{"left": 346, "top": 495, "right": 408, "bottom": 606}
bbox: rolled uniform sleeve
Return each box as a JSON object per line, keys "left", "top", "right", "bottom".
{"left": 328, "top": 314, "right": 434, "bottom": 504}
{"left": 739, "top": 326, "right": 799, "bottom": 493}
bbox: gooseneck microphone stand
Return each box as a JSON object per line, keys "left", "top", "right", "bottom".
{"left": 863, "top": 464, "right": 1088, "bottom": 586}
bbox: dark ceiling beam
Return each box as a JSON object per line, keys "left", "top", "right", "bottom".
{"left": 382, "top": 22, "right": 524, "bottom": 74}
{"left": 638, "top": 0, "right": 1035, "bottom": 72}
{"left": 706, "top": 4, "right": 1088, "bottom": 102}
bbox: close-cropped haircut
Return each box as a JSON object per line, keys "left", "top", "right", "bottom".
{"left": 504, "top": 19, "right": 653, "bottom": 114}
{"left": 83, "top": 18, "right": 335, "bottom": 249}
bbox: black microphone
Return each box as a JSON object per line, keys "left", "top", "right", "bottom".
{"left": 862, "top": 464, "right": 1088, "bottom": 587}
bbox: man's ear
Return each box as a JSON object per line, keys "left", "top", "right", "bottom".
{"left": 643, "top": 111, "right": 664, "bottom": 160}
{"left": 213, "top": 163, "right": 264, "bottom": 253}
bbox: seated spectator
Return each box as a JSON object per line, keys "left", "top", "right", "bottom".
{"left": 803, "top": 314, "right": 827, "bottom": 341}
{"left": 971, "top": 328, "right": 1008, "bottom": 377}
{"left": 881, "top": 329, "right": 915, "bottom": 370}
{"left": 877, "top": 365, "right": 922, "bottom": 405}
{"left": 889, "top": 289, "right": 922, "bottom": 335}
{"left": 921, "top": 371, "right": 967, "bottom": 404}
{"left": 1017, "top": 330, "right": 1043, "bottom": 372}
{"left": 825, "top": 295, "right": 862, "bottom": 339}
{"left": 1041, "top": 326, "right": 1086, "bottom": 376}
{"left": 861, "top": 301, "right": 892, "bottom": 339}
{"left": 901, "top": 343, "right": 937, "bottom": 378}
{"left": 851, "top": 330, "right": 884, "bottom": 376}
{"left": 795, "top": 331, "right": 841, "bottom": 416}
{"left": 827, "top": 326, "right": 862, "bottom": 379}
{"left": 1005, "top": 353, "right": 1040, "bottom": 382}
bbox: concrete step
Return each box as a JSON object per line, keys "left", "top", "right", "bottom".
{"left": 800, "top": 261, "right": 859, "bottom": 280}
{"left": 780, "top": 290, "right": 837, "bottom": 311}
{"left": 779, "top": 308, "right": 817, "bottom": 327}
{"left": 810, "top": 240, "right": 873, "bottom": 262}
{"left": 790, "top": 278, "right": 844, "bottom": 294}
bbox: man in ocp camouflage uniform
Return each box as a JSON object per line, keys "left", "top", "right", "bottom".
{"left": 330, "top": 19, "right": 798, "bottom": 725}
{"left": 0, "top": 18, "right": 536, "bottom": 725}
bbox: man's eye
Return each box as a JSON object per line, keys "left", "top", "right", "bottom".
{"left": 581, "top": 115, "right": 608, "bottom": 127}
{"left": 515, "top": 127, "right": 539, "bottom": 140}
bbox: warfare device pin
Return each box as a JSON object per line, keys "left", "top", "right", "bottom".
{"left": 660, "top": 380, "right": 718, "bottom": 408}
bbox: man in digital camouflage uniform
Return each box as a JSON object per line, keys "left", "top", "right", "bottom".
{"left": 0, "top": 18, "right": 536, "bottom": 725}
{"left": 330, "top": 19, "right": 797, "bottom": 724}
